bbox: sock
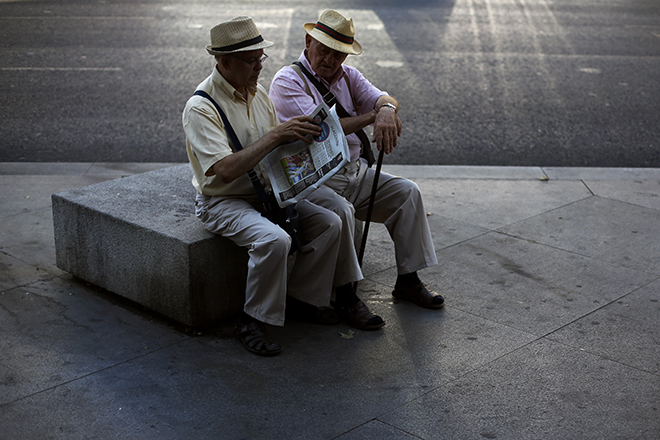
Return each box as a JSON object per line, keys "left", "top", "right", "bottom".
{"left": 396, "top": 272, "right": 421, "bottom": 287}
{"left": 334, "top": 283, "right": 360, "bottom": 308}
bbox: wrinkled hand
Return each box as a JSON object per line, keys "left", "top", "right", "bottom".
{"left": 274, "top": 116, "right": 322, "bottom": 144}
{"left": 372, "top": 108, "right": 402, "bottom": 154}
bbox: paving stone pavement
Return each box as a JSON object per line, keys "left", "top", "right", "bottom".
{"left": 1, "top": 163, "right": 659, "bottom": 440}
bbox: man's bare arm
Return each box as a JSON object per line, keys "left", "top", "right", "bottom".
{"left": 339, "top": 111, "right": 377, "bottom": 136}
{"left": 213, "top": 116, "right": 321, "bottom": 183}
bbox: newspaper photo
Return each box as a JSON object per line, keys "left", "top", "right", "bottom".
{"left": 264, "top": 102, "right": 349, "bottom": 207}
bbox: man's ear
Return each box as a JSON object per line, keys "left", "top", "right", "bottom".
{"left": 217, "top": 55, "right": 231, "bottom": 71}
{"left": 305, "top": 34, "right": 313, "bottom": 50}
{"left": 223, "top": 55, "right": 232, "bottom": 69}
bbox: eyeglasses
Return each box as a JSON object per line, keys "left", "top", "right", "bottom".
{"left": 316, "top": 44, "right": 347, "bottom": 61}
{"left": 230, "top": 53, "right": 268, "bottom": 67}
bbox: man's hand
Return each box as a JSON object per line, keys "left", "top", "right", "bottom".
{"left": 212, "top": 115, "right": 322, "bottom": 184}
{"left": 272, "top": 115, "right": 322, "bottom": 144}
{"left": 372, "top": 105, "right": 402, "bottom": 154}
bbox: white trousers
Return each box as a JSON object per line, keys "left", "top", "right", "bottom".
{"left": 305, "top": 159, "right": 438, "bottom": 286}
{"left": 195, "top": 194, "right": 342, "bottom": 326}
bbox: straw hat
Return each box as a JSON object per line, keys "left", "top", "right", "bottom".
{"left": 206, "top": 16, "right": 274, "bottom": 56}
{"left": 304, "top": 10, "right": 362, "bottom": 55}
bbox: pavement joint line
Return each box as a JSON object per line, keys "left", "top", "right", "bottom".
{"left": 0, "top": 334, "right": 196, "bottom": 409}
{"left": 540, "top": 279, "right": 660, "bottom": 343}
{"left": 580, "top": 180, "right": 596, "bottom": 196}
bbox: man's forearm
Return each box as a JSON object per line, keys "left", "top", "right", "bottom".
{"left": 339, "top": 111, "right": 377, "bottom": 135}
{"left": 374, "top": 95, "right": 399, "bottom": 113}
{"left": 211, "top": 115, "right": 322, "bottom": 183}
{"left": 339, "top": 95, "right": 399, "bottom": 135}
{"left": 212, "top": 131, "right": 280, "bottom": 184}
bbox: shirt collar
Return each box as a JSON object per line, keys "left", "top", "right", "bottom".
{"left": 212, "top": 65, "right": 256, "bottom": 103}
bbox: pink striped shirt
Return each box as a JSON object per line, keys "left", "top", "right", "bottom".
{"left": 269, "top": 51, "right": 386, "bottom": 162}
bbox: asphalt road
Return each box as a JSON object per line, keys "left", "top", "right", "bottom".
{"left": 1, "top": 0, "right": 659, "bottom": 166}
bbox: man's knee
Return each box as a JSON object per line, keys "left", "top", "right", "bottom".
{"left": 309, "top": 186, "right": 355, "bottom": 221}
{"left": 335, "top": 199, "right": 356, "bottom": 222}
{"left": 253, "top": 226, "right": 291, "bottom": 258}
{"left": 327, "top": 210, "right": 343, "bottom": 238}
{"left": 310, "top": 207, "right": 343, "bottom": 242}
{"left": 399, "top": 177, "right": 421, "bottom": 195}
{"left": 388, "top": 178, "right": 423, "bottom": 207}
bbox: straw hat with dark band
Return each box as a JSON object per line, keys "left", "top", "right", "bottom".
{"left": 304, "top": 10, "right": 362, "bottom": 55}
{"left": 206, "top": 16, "right": 274, "bottom": 56}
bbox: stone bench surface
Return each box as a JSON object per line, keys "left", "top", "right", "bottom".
{"left": 52, "top": 164, "right": 247, "bottom": 327}
{"left": 57, "top": 164, "right": 205, "bottom": 242}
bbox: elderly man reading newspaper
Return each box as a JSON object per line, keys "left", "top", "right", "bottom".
{"left": 182, "top": 16, "right": 345, "bottom": 357}
{"left": 269, "top": 10, "right": 444, "bottom": 332}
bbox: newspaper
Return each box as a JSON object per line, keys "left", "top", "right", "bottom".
{"left": 264, "top": 102, "right": 349, "bottom": 207}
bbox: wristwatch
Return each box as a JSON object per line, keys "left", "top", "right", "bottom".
{"left": 379, "top": 102, "right": 398, "bottom": 113}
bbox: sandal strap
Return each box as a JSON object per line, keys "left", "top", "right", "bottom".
{"left": 236, "top": 321, "right": 281, "bottom": 356}
{"left": 337, "top": 301, "right": 385, "bottom": 330}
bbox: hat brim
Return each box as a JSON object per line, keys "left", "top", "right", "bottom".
{"left": 206, "top": 39, "right": 274, "bottom": 56}
{"left": 304, "top": 23, "right": 362, "bottom": 55}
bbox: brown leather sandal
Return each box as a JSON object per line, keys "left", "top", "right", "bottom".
{"left": 392, "top": 282, "right": 445, "bottom": 309}
{"left": 235, "top": 321, "right": 281, "bottom": 356}
{"left": 336, "top": 300, "right": 385, "bottom": 331}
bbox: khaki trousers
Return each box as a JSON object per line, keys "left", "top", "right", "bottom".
{"left": 306, "top": 159, "right": 438, "bottom": 286}
{"left": 195, "top": 194, "right": 341, "bottom": 326}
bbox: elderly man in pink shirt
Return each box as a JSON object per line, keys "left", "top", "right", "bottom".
{"left": 270, "top": 10, "right": 443, "bottom": 331}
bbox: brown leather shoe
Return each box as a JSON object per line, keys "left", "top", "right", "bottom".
{"left": 235, "top": 321, "right": 281, "bottom": 356}
{"left": 336, "top": 300, "right": 385, "bottom": 331}
{"left": 392, "top": 283, "right": 444, "bottom": 309}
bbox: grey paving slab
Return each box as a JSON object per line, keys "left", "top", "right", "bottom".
{"left": 0, "top": 277, "right": 188, "bottom": 407}
{"left": 360, "top": 217, "right": 488, "bottom": 278}
{"left": 0, "top": 175, "right": 114, "bottom": 218}
{"left": 334, "top": 420, "right": 420, "bottom": 440}
{"left": 1, "top": 206, "right": 62, "bottom": 274}
{"left": 543, "top": 167, "right": 660, "bottom": 181}
{"left": 0, "top": 251, "right": 53, "bottom": 292}
{"left": 0, "top": 290, "right": 535, "bottom": 440}
{"left": 584, "top": 178, "right": 660, "bottom": 211}
{"left": 3, "top": 336, "right": 364, "bottom": 440}
{"left": 384, "top": 165, "right": 546, "bottom": 180}
{"left": 0, "top": 162, "right": 93, "bottom": 175}
{"left": 378, "top": 339, "right": 660, "bottom": 440}
{"left": 1, "top": 164, "right": 659, "bottom": 440}
{"left": 415, "top": 179, "right": 592, "bottom": 230}
{"left": 368, "top": 232, "right": 657, "bottom": 336}
{"left": 0, "top": 162, "right": 181, "bottom": 176}
{"left": 281, "top": 284, "right": 538, "bottom": 384}
{"left": 500, "top": 196, "right": 660, "bottom": 274}
{"left": 547, "top": 279, "right": 660, "bottom": 375}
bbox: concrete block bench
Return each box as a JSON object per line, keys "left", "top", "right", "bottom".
{"left": 53, "top": 164, "right": 363, "bottom": 328}
{"left": 52, "top": 164, "right": 248, "bottom": 327}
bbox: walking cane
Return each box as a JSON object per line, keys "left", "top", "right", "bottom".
{"left": 354, "top": 147, "right": 385, "bottom": 291}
